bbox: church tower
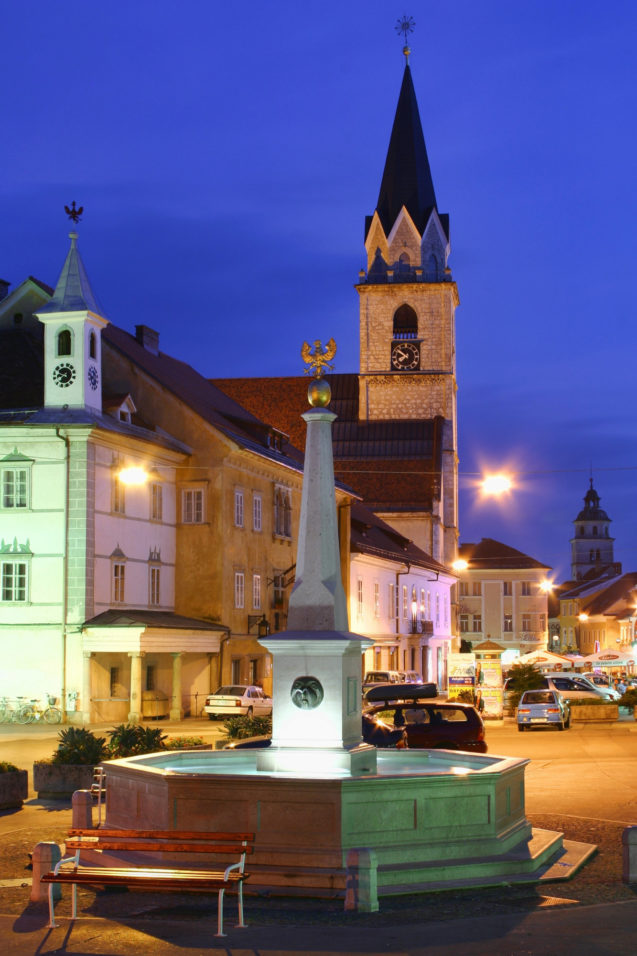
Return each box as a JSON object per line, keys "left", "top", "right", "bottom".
{"left": 355, "top": 52, "right": 459, "bottom": 565}
{"left": 35, "top": 232, "right": 108, "bottom": 414}
{"left": 570, "top": 480, "right": 615, "bottom": 579}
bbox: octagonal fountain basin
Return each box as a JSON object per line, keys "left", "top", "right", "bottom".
{"left": 99, "top": 746, "right": 567, "bottom": 908}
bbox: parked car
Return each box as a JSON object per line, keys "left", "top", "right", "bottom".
{"left": 204, "top": 685, "right": 272, "bottom": 720}
{"left": 516, "top": 689, "right": 570, "bottom": 731}
{"left": 363, "top": 689, "right": 487, "bottom": 753}
{"left": 581, "top": 672, "right": 621, "bottom": 699}
{"left": 504, "top": 673, "right": 610, "bottom": 710}
{"left": 224, "top": 716, "right": 406, "bottom": 750}
{"left": 400, "top": 671, "right": 424, "bottom": 684}
{"left": 362, "top": 671, "right": 403, "bottom": 694}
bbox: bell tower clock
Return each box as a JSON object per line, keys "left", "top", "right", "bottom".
{"left": 35, "top": 233, "right": 108, "bottom": 413}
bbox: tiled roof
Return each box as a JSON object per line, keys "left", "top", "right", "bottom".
{"left": 84, "top": 610, "right": 229, "bottom": 631}
{"left": 0, "top": 327, "right": 44, "bottom": 409}
{"left": 578, "top": 573, "right": 637, "bottom": 616}
{"left": 351, "top": 501, "right": 452, "bottom": 575}
{"left": 458, "top": 538, "right": 550, "bottom": 571}
{"left": 213, "top": 373, "right": 442, "bottom": 512}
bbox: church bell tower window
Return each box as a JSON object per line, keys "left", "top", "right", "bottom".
{"left": 392, "top": 304, "right": 418, "bottom": 340}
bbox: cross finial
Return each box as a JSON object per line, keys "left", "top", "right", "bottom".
{"left": 395, "top": 15, "right": 416, "bottom": 61}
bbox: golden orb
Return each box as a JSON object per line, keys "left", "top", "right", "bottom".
{"left": 308, "top": 378, "right": 331, "bottom": 407}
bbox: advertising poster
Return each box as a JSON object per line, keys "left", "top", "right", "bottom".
{"left": 477, "top": 658, "right": 503, "bottom": 718}
{"left": 447, "top": 653, "right": 476, "bottom": 701}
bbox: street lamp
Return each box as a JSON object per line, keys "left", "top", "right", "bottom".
{"left": 410, "top": 599, "right": 419, "bottom": 634}
{"left": 480, "top": 473, "right": 513, "bottom": 496}
{"left": 248, "top": 614, "right": 270, "bottom": 638}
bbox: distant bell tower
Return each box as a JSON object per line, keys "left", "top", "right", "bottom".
{"left": 355, "top": 45, "right": 459, "bottom": 566}
{"left": 570, "top": 480, "right": 615, "bottom": 579}
{"left": 35, "top": 232, "right": 108, "bottom": 414}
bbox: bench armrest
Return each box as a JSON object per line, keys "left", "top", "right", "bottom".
{"left": 53, "top": 851, "right": 80, "bottom": 875}
{"left": 223, "top": 859, "right": 244, "bottom": 880}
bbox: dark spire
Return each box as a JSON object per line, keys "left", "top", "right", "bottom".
{"left": 373, "top": 64, "right": 438, "bottom": 236}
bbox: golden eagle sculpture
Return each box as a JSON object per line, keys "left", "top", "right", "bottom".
{"left": 301, "top": 338, "right": 337, "bottom": 378}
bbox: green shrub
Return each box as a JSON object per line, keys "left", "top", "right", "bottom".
{"left": 164, "top": 736, "right": 206, "bottom": 750}
{"left": 107, "top": 723, "right": 167, "bottom": 757}
{"left": 51, "top": 728, "right": 108, "bottom": 766}
{"left": 619, "top": 689, "right": 637, "bottom": 709}
{"left": 504, "top": 663, "right": 545, "bottom": 710}
{"left": 223, "top": 715, "right": 272, "bottom": 740}
{"left": 568, "top": 697, "right": 613, "bottom": 707}
{"left": 0, "top": 760, "right": 19, "bottom": 773}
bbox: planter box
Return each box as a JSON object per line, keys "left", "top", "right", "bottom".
{"left": 0, "top": 770, "right": 28, "bottom": 809}
{"left": 570, "top": 703, "right": 619, "bottom": 722}
{"left": 33, "top": 763, "right": 95, "bottom": 799}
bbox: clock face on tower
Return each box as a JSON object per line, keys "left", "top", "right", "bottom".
{"left": 87, "top": 365, "right": 99, "bottom": 390}
{"left": 52, "top": 362, "right": 77, "bottom": 388}
{"left": 391, "top": 341, "right": 420, "bottom": 371}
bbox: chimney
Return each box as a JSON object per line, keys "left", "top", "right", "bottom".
{"left": 0, "top": 279, "right": 10, "bottom": 302}
{"left": 135, "top": 325, "right": 160, "bottom": 355}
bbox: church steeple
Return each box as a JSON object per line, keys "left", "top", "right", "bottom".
{"left": 570, "top": 479, "right": 616, "bottom": 580}
{"left": 35, "top": 232, "right": 108, "bottom": 413}
{"left": 370, "top": 64, "right": 439, "bottom": 239}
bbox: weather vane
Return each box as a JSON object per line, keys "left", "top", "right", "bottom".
{"left": 64, "top": 200, "right": 83, "bottom": 223}
{"left": 395, "top": 15, "right": 415, "bottom": 60}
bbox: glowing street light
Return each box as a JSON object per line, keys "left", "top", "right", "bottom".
{"left": 539, "top": 580, "right": 554, "bottom": 594}
{"left": 118, "top": 466, "right": 149, "bottom": 486}
{"left": 578, "top": 613, "right": 589, "bottom": 623}
{"left": 452, "top": 559, "right": 468, "bottom": 572}
{"left": 481, "top": 473, "right": 513, "bottom": 496}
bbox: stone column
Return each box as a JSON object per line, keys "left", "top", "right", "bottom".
{"left": 81, "top": 651, "right": 92, "bottom": 725}
{"left": 128, "top": 652, "right": 143, "bottom": 724}
{"left": 170, "top": 652, "right": 183, "bottom": 720}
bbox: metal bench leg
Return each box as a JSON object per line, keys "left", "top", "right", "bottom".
{"left": 47, "top": 883, "right": 58, "bottom": 929}
{"left": 215, "top": 886, "right": 226, "bottom": 937}
{"left": 71, "top": 882, "right": 78, "bottom": 919}
{"left": 237, "top": 881, "right": 247, "bottom": 928}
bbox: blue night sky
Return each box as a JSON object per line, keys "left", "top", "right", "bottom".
{"left": 2, "top": 1, "right": 636, "bottom": 581}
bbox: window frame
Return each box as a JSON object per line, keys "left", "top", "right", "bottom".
{"left": 150, "top": 482, "right": 163, "bottom": 522}
{"left": 1, "top": 464, "right": 30, "bottom": 510}
{"left": 273, "top": 485, "right": 292, "bottom": 538}
{"left": 149, "top": 565, "right": 161, "bottom": 606}
{"left": 234, "top": 570, "right": 245, "bottom": 609}
{"left": 1, "top": 559, "right": 29, "bottom": 602}
{"left": 234, "top": 489, "right": 244, "bottom": 528}
{"left": 181, "top": 487, "right": 204, "bottom": 524}
{"left": 472, "top": 614, "right": 482, "bottom": 633}
{"left": 112, "top": 562, "right": 126, "bottom": 604}
{"left": 521, "top": 581, "right": 531, "bottom": 596}
{"left": 252, "top": 573, "right": 261, "bottom": 610}
{"left": 357, "top": 578, "right": 364, "bottom": 619}
{"left": 374, "top": 581, "right": 380, "bottom": 618}
{"left": 252, "top": 493, "right": 262, "bottom": 532}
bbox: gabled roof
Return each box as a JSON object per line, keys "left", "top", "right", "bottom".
{"left": 213, "top": 373, "right": 443, "bottom": 512}
{"left": 37, "top": 233, "right": 106, "bottom": 316}
{"left": 458, "top": 538, "right": 550, "bottom": 571}
{"left": 83, "top": 609, "right": 229, "bottom": 631}
{"left": 351, "top": 501, "right": 453, "bottom": 576}
{"left": 574, "top": 572, "right": 637, "bottom": 617}
{"left": 368, "top": 64, "right": 441, "bottom": 239}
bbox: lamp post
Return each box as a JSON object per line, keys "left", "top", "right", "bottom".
{"left": 248, "top": 614, "right": 270, "bottom": 638}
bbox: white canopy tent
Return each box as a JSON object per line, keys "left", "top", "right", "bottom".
{"left": 581, "top": 650, "right": 635, "bottom": 668}
{"left": 515, "top": 650, "right": 574, "bottom": 670}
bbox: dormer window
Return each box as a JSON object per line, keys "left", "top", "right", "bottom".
{"left": 119, "top": 410, "right": 131, "bottom": 423}
{"left": 57, "top": 329, "right": 72, "bottom": 356}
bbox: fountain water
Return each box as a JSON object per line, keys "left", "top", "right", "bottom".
{"left": 104, "top": 360, "right": 590, "bottom": 910}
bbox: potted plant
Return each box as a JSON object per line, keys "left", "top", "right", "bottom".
{"left": 33, "top": 728, "right": 108, "bottom": 799}
{"left": 107, "top": 723, "right": 167, "bottom": 757}
{"left": 0, "top": 760, "right": 28, "bottom": 810}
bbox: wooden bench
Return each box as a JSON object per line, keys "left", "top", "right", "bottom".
{"left": 41, "top": 828, "right": 254, "bottom": 937}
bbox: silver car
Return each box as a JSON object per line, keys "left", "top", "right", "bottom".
{"left": 204, "top": 685, "right": 272, "bottom": 720}
{"left": 517, "top": 690, "right": 570, "bottom": 732}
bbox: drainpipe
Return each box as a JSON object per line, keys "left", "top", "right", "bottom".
{"left": 55, "top": 427, "right": 70, "bottom": 723}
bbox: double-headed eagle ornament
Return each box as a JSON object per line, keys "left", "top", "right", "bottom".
{"left": 301, "top": 338, "right": 337, "bottom": 379}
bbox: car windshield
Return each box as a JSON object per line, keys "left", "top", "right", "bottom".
{"left": 522, "top": 691, "right": 556, "bottom": 704}
{"left": 212, "top": 686, "right": 246, "bottom": 697}
{"left": 365, "top": 673, "right": 391, "bottom": 682}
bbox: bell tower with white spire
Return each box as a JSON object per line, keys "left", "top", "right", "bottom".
{"left": 36, "top": 231, "right": 108, "bottom": 414}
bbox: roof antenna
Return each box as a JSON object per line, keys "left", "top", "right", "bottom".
{"left": 395, "top": 15, "right": 416, "bottom": 63}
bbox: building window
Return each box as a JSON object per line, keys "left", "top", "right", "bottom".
{"left": 113, "top": 563, "right": 125, "bottom": 603}
{"left": 57, "top": 328, "right": 72, "bottom": 356}
{"left": 231, "top": 659, "right": 241, "bottom": 683}
{"left": 402, "top": 585, "right": 408, "bottom": 619}
{"left": 150, "top": 482, "right": 163, "bottom": 521}
{"left": 459, "top": 581, "right": 468, "bottom": 597}
{"left": 1, "top": 466, "right": 29, "bottom": 509}
{"left": 388, "top": 583, "right": 396, "bottom": 619}
{"left": 234, "top": 571, "right": 245, "bottom": 609}
{"left": 110, "top": 667, "right": 120, "bottom": 697}
{"left": 503, "top": 614, "right": 513, "bottom": 632}
{"left": 540, "top": 613, "right": 546, "bottom": 631}
{"left": 182, "top": 488, "right": 204, "bottom": 523}
{"left": 234, "top": 489, "right": 244, "bottom": 528}
{"left": 149, "top": 566, "right": 160, "bottom": 606}
{"left": 521, "top": 581, "right": 531, "bottom": 596}
{"left": 274, "top": 486, "right": 292, "bottom": 538}
{"left": 357, "top": 579, "right": 364, "bottom": 618}
{"left": 253, "top": 494, "right": 262, "bottom": 532}
{"left": 472, "top": 581, "right": 482, "bottom": 596}
{"left": 472, "top": 615, "right": 482, "bottom": 633}
{"left": 459, "top": 614, "right": 469, "bottom": 632}
{"left": 435, "top": 593, "right": 440, "bottom": 626}
{"left": 522, "top": 614, "right": 532, "bottom": 631}
{"left": 145, "top": 664, "right": 155, "bottom": 691}
{"left": 113, "top": 474, "right": 125, "bottom": 514}
{"left": 392, "top": 303, "right": 418, "bottom": 339}
{"left": 272, "top": 571, "right": 285, "bottom": 608}
{"left": 1, "top": 560, "right": 28, "bottom": 602}
{"left": 374, "top": 582, "right": 380, "bottom": 618}
{"left": 252, "top": 573, "right": 261, "bottom": 610}
{"left": 503, "top": 581, "right": 512, "bottom": 596}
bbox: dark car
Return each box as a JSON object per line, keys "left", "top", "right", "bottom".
{"left": 225, "top": 717, "right": 406, "bottom": 751}
{"left": 363, "top": 692, "right": 487, "bottom": 753}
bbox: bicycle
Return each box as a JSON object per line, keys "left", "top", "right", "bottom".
{"left": 0, "top": 697, "right": 18, "bottom": 723}
{"left": 15, "top": 695, "right": 62, "bottom": 724}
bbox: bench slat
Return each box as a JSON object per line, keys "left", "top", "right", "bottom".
{"left": 65, "top": 838, "right": 252, "bottom": 855}
{"left": 42, "top": 868, "right": 246, "bottom": 888}
{"left": 67, "top": 829, "right": 254, "bottom": 841}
